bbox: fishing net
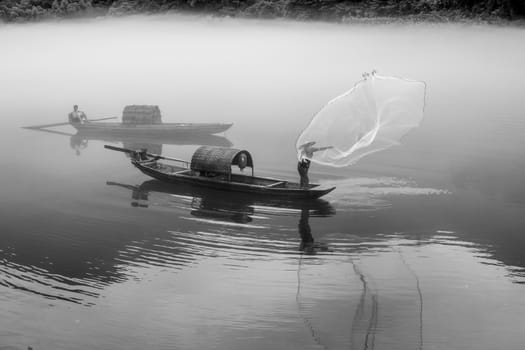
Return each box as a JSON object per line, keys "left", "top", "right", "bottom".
{"left": 296, "top": 72, "right": 426, "bottom": 167}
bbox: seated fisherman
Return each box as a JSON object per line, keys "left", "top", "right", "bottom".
{"left": 133, "top": 149, "right": 161, "bottom": 165}
{"left": 68, "top": 105, "right": 88, "bottom": 124}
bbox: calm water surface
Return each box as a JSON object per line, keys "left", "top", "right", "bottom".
{"left": 1, "top": 15, "right": 525, "bottom": 350}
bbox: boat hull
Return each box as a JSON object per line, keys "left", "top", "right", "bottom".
{"left": 133, "top": 161, "right": 335, "bottom": 200}
{"left": 108, "top": 179, "right": 337, "bottom": 216}
{"left": 73, "top": 121, "right": 233, "bottom": 135}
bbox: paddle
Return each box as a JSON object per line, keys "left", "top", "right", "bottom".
{"left": 23, "top": 117, "right": 117, "bottom": 130}
{"left": 104, "top": 145, "right": 189, "bottom": 165}
{"left": 104, "top": 144, "right": 135, "bottom": 154}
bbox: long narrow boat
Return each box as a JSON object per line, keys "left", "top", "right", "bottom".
{"left": 73, "top": 121, "right": 233, "bottom": 136}
{"left": 105, "top": 145, "right": 336, "bottom": 200}
{"left": 71, "top": 105, "right": 232, "bottom": 136}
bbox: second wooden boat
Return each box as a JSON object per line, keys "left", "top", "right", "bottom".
{"left": 71, "top": 105, "right": 232, "bottom": 135}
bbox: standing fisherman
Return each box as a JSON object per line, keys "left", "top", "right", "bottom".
{"left": 68, "top": 105, "right": 88, "bottom": 124}
{"left": 297, "top": 141, "right": 332, "bottom": 188}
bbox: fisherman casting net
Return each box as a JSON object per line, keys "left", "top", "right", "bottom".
{"left": 296, "top": 72, "right": 426, "bottom": 167}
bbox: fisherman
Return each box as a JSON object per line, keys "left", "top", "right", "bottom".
{"left": 68, "top": 105, "right": 88, "bottom": 124}
{"left": 134, "top": 149, "right": 153, "bottom": 161}
{"left": 297, "top": 141, "right": 332, "bottom": 188}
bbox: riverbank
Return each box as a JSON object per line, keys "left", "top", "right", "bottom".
{"left": 1, "top": 0, "right": 525, "bottom": 24}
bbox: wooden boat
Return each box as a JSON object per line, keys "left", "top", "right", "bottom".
{"left": 71, "top": 105, "right": 232, "bottom": 135}
{"left": 72, "top": 121, "right": 232, "bottom": 136}
{"left": 105, "top": 145, "right": 336, "bottom": 199}
{"left": 25, "top": 106, "right": 232, "bottom": 136}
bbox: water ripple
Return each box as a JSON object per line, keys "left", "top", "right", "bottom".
{"left": 0, "top": 260, "right": 99, "bottom": 305}
{"left": 322, "top": 177, "right": 449, "bottom": 211}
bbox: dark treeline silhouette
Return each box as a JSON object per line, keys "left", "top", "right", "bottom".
{"left": 1, "top": 0, "right": 525, "bottom": 23}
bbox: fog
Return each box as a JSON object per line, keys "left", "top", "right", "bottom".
{"left": 2, "top": 16, "right": 524, "bottom": 133}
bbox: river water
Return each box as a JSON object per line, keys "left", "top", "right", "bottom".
{"left": 1, "top": 15, "right": 525, "bottom": 350}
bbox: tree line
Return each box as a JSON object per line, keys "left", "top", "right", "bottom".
{"left": 1, "top": 0, "right": 524, "bottom": 23}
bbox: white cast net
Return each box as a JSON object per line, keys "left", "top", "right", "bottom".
{"left": 296, "top": 72, "right": 426, "bottom": 167}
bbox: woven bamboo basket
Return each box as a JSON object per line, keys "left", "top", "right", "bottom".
{"left": 122, "top": 105, "right": 162, "bottom": 124}
{"left": 190, "top": 146, "right": 254, "bottom": 175}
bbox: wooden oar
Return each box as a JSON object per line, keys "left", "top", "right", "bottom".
{"left": 104, "top": 144, "right": 135, "bottom": 154}
{"left": 23, "top": 117, "right": 117, "bottom": 130}
{"left": 104, "top": 145, "right": 189, "bottom": 164}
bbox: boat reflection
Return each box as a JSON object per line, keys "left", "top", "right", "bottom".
{"left": 107, "top": 179, "right": 336, "bottom": 252}
{"left": 0, "top": 179, "right": 333, "bottom": 306}
{"left": 71, "top": 130, "right": 233, "bottom": 154}
{"left": 25, "top": 126, "right": 233, "bottom": 156}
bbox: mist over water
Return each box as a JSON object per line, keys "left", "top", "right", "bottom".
{"left": 1, "top": 15, "right": 525, "bottom": 350}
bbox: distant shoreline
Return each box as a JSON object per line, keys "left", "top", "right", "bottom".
{"left": 1, "top": 1, "right": 525, "bottom": 25}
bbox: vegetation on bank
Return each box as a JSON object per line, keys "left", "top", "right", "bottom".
{"left": 1, "top": 0, "right": 525, "bottom": 23}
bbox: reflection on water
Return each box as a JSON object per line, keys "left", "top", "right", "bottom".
{"left": 105, "top": 179, "right": 420, "bottom": 350}
{"left": 2, "top": 170, "right": 525, "bottom": 349}
{"left": 107, "top": 179, "right": 335, "bottom": 248}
